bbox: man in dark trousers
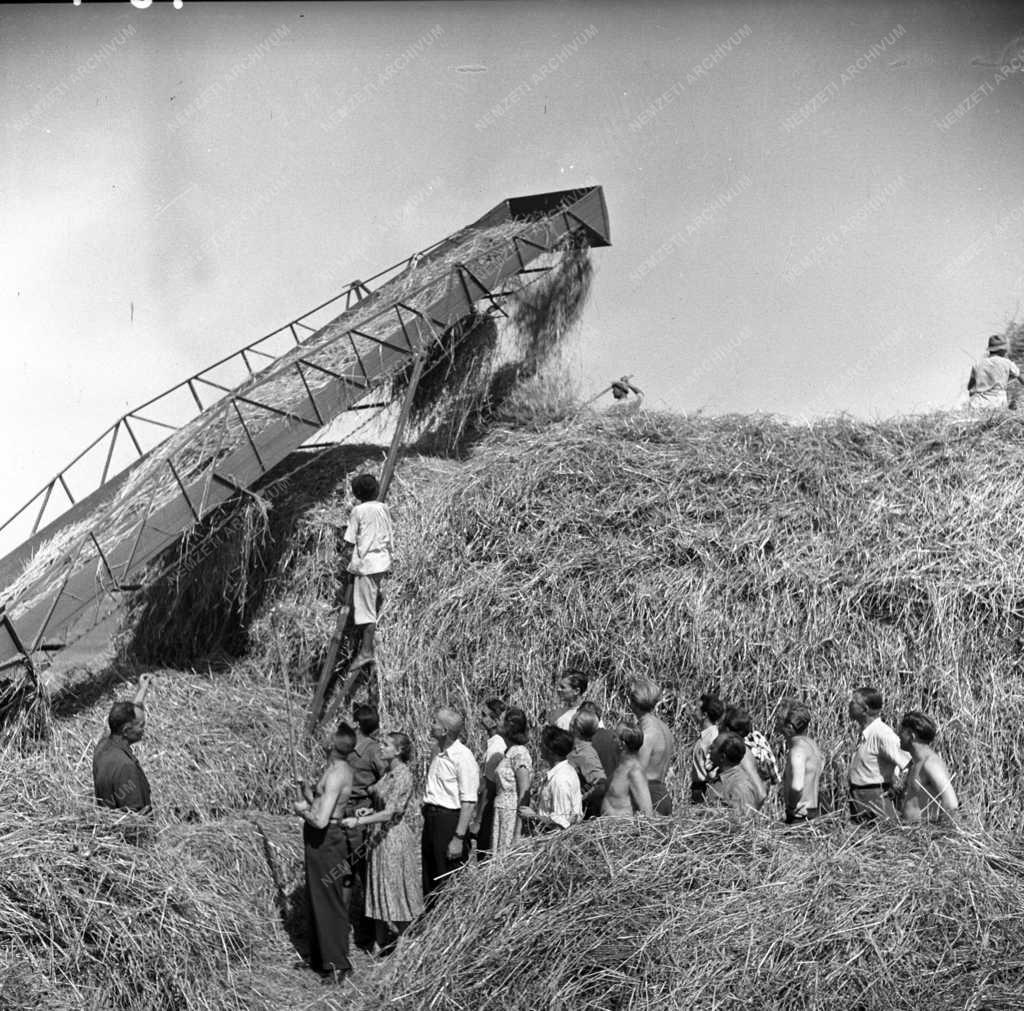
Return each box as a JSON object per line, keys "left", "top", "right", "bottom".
{"left": 421, "top": 708, "right": 478, "bottom": 903}
{"left": 92, "top": 674, "right": 153, "bottom": 813}
{"left": 293, "top": 722, "right": 357, "bottom": 984}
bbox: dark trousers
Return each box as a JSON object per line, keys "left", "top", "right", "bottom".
{"left": 421, "top": 804, "right": 465, "bottom": 901}
{"left": 849, "top": 784, "right": 896, "bottom": 823}
{"left": 476, "top": 781, "right": 497, "bottom": 859}
{"left": 303, "top": 823, "right": 352, "bottom": 973}
{"left": 584, "top": 781, "right": 607, "bottom": 819}
{"left": 648, "top": 780, "right": 673, "bottom": 816}
{"left": 343, "top": 821, "right": 374, "bottom": 950}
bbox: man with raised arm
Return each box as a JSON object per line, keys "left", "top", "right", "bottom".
{"left": 93, "top": 673, "right": 154, "bottom": 814}
{"left": 421, "top": 708, "right": 478, "bottom": 901}
{"left": 776, "top": 698, "right": 823, "bottom": 824}
{"left": 293, "top": 721, "right": 357, "bottom": 984}
{"left": 847, "top": 686, "right": 910, "bottom": 823}
{"left": 628, "top": 677, "right": 675, "bottom": 815}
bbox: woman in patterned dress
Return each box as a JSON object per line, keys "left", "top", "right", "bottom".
{"left": 340, "top": 731, "right": 423, "bottom": 954}
{"left": 492, "top": 707, "right": 533, "bottom": 854}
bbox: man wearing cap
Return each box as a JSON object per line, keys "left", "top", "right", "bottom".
{"left": 92, "top": 674, "right": 153, "bottom": 813}
{"left": 967, "top": 334, "right": 1021, "bottom": 409}
{"left": 609, "top": 375, "right": 644, "bottom": 414}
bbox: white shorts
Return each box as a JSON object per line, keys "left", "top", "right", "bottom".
{"left": 352, "top": 572, "right": 385, "bottom": 625}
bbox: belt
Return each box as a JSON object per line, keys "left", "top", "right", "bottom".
{"left": 326, "top": 806, "right": 360, "bottom": 825}
{"left": 422, "top": 802, "right": 458, "bottom": 812}
{"left": 849, "top": 782, "right": 886, "bottom": 791}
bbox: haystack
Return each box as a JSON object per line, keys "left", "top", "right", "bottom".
{"left": 10, "top": 391, "right": 1024, "bottom": 1008}
{"left": 357, "top": 815, "right": 1024, "bottom": 1011}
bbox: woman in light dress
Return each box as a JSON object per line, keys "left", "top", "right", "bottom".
{"left": 341, "top": 731, "right": 423, "bottom": 954}
{"left": 491, "top": 707, "right": 533, "bottom": 853}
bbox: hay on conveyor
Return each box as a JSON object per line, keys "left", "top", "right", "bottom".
{"left": 357, "top": 815, "right": 1024, "bottom": 1011}
{"left": 2, "top": 217, "right": 571, "bottom": 630}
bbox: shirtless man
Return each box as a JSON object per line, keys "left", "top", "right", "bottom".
{"left": 628, "top": 678, "right": 675, "bottom": 815}
{"left": 898, "top": 711, "right": 959, "bottom": 824}
{"left": 293, "top": 722, "right": 357, "bottom": 983}
{"left": 601, "top": 724, "right": 654, "bottom": 819}
{"left": 775, "top": 699, "right": 823, "bottom": 824}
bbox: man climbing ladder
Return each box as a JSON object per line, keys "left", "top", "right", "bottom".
{"left": 341, "top": 472, "right": 394, "bottom": 671}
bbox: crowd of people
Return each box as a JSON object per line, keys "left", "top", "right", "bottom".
{"left": 87, "top": 472, "right": 960, "bottom": 986}
{"left": 279, "top": 678, "right": 958, "bottom": 984}
{"left": 89, "top": 668, "right": 961, "bottom": 987}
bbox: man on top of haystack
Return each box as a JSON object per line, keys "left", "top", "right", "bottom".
{"left": 967, "top": 333, "right": 1021, "bottom": 409}
{"left": 608, "top": 375, "right": 644, "bottom": 414}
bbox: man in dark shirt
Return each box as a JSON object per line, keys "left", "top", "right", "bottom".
{"left": 92, "top": 674, "right": 153, "bottom": 813}
{"left": 578, "top": 701, "right": 618, "bottom": 781}
{"left": 346, "top": 703, "right": 387, "bottom": 950}
{"left": 707, "top": 732, "right": 763, "bottom": 816}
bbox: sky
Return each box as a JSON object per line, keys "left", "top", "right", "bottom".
{"left": 2, "top": 0, "right": 1024, "bottom": 542}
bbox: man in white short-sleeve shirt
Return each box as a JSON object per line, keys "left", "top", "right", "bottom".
{"left": 848, "top": 686, "right": 910, "bottom": 823}
{"left": 520, "top": 726, "right": 582, "bottom": 830}
{"left": 341, "top": 472, "right": 394, "bottom": 671}
{"left": 421, "top": 708, "right": 479, "bottom": 900}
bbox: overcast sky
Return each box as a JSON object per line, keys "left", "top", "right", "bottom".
{"left": 2, "top": 0, "right": 1023, "bottom": 538}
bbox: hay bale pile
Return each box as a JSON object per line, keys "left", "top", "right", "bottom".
{"left": 0, "top": 663, "right": 320, "bottom": 1010}
{"left": 357, "top": 815, "right": 1024, "bottom": 1011}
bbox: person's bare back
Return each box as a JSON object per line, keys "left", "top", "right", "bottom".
{"left": 782, "top": 734, "right": 822, "bottom": 821}
{"left": 601, "top": 754, "right": 653, "bottom": 818}
{"left": 902, "top": 752, "right": 958, "bottom": 823}
{"left": 638, "top": 713, "right": 674, "bottom": 783}
{"left": 316, "top": 760, "right": 354, "bottom": 823}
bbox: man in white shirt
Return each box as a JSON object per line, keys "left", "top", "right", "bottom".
{"left": 421, "top": 708, "right": 479, "bottom": 901}
{"left": 520, "top": 726, "right": 582, "bottom": 830}
{"left": 848, "top": 686, "right": 910, "bottom": 823}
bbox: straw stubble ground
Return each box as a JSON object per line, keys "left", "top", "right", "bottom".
{"left": 5, "top": 408, "right": 1024, "bottom": 1008}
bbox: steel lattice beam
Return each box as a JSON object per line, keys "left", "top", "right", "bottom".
{"left": 0, "top": 186, "right": 611, "bottom": 669}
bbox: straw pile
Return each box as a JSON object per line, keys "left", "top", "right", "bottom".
{"left": 0, "top": 805, "right": 305, "bottom": 1011}
{"left": 7, "top": 401, "right": 1024, "bottom": 1007}
{"left": 0, "top": 661, "right": 326, "bottom": 1010}
{"left": 357, "top": 815, "right": 1024, "bottom": 1011}
{"left": 120, "top": 405, "right": 1024, "bottom": 830}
